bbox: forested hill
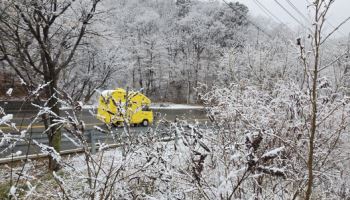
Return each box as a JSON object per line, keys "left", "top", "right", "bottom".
{"left": 63, "top": 0, "right": 252, "bottom": 103}
{"left": 1, "top": 0, "right": 349, "bottom": 103}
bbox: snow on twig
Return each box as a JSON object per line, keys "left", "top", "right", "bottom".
{"left": 261, "top": 146, "right": 285, "bottom": 161}
{"left": 32, "top": 140, "right": 61, "bottom": 162}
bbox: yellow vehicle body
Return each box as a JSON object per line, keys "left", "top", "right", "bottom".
{"left": 97, "top": 88, "right": 153, "bottom": 126}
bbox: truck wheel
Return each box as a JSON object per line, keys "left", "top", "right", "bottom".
{"left": 113, "top": 122, "right": 122, "bottom": 127}
{"left": 142, "top": 120, "right": 149, "bottom": 127}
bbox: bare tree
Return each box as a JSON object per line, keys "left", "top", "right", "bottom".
{"left": 60, "top": 44, "right": 116, "bottom": 103}
{"left": 0, "top": 0, "right": 102, "bottom": 171}
{"left": 296, "top": 1, "right": 345, "bottom": 199}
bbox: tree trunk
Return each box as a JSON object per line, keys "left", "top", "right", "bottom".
{"left": 47, "top": 78, "right": 62, "bottom": 171}
{"left": 305, "top": 2, "right": 321, "bottom": 198}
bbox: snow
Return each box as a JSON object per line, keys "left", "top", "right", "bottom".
{"left": 25, "top": 181, "right": 36, "bottom": 199}
{"left": 63, "top": 133, "right": 81, "bottom": 147}
{"left": 19, "top": 78, "right": 26, "bottom": 85}
{"left": 94, "top": 125, "right": 106, "bottom": 133}
{"left": 228, "top": 167, "right": 247, "bottom": 178}
{"left": 9, "top": 185, "right": 16, "bottom": 198}
{"left": 53, "top": 171, "right": 65, "bottom": 185}
{"left": 261, "top": 146, "right": 285, "bottom": 159}
{"left": 6, "top": 88, "right": 13, "bottom": 96}
{"left": 258, "top": 166, "right": 286, "bottom": 177}
{"left": 0, "top": 114, "right": 13, "bottom": 124}
{"left": 20, "top": 130, "right": 27, "bottom": 138}
{"left": 31, "top": 82, "right": 51, "bottom": 96}
{"left": 0, "top": 1, "right": 348, "bottom": 199}
{"left": 32, "top": 140, "right": 61, "bottom": 162}
{"left": 100, "top": 90, "right": 115, "bottom": 96}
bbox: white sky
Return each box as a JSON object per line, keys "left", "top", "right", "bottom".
{"left": 235, "top": 0, "right": 350, "bottom": 38}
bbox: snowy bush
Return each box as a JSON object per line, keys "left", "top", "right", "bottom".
{"left": 200, "top": 78, "right": 350, "bottom": 199}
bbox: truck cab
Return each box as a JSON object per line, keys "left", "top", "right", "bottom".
{"left": 97, "top": 88, "right": 153, "bottom": 126}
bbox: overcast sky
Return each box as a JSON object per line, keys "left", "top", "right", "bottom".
{"left": 235, "top": 0, "right": 350, "bottom": 38}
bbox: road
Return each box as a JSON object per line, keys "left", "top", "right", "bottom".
{"left": 0, "top": 107, "right": 208, "bottom": 158}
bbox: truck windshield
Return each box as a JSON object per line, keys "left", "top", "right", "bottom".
{"left": 142, "top": 105, "right": 150, "bottom": 111}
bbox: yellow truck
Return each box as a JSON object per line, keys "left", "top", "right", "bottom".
{"left": 97, "top": 88, "right": 153, "bottom": 126}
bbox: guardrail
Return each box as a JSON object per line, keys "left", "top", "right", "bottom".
{"left": 0, "top": 106, "right": 207, "bottom": 164}
{"left": 0, "top": 128, "right": 175, "bottom": 164}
